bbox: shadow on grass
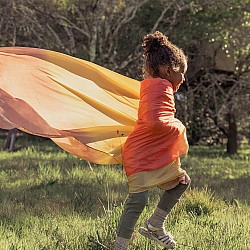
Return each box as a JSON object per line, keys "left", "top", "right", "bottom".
{"left": 190, "top": 175, "right": 250, "bottom": 206}
{"left": 0, "top": 144, "right": 127, "bottom": 222}
{"left": 0, "top": 179, "right": 127, "bottom": 221}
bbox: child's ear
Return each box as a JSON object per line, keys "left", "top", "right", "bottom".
{"left": 164, "top": 66, "right": 171, "bottom": 76}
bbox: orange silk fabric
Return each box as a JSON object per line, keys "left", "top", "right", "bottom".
{"left": 0, "top": 48, "right": 188, "bottom": 169}
{"left": 122, "top": 78, "right": 189, "bottom": 176}
{"left": 0, "top": 47, "right": 139, "bottom": 164}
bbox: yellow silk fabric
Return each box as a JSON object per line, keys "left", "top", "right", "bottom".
{"left": 127, "top": 158, "right": 187, "bottom": 193}
{"left": 0, "top": 47, "right": 139, "bottom": 164}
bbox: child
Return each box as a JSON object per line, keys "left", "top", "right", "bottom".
{"left": 113, "top": 31, "right": 190, "bottom": 250}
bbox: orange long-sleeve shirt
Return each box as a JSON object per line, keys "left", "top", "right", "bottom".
{"left": 122, "top": 78, "right": 189, "bottom": 176}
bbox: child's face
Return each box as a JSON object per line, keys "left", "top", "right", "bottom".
{"left": 168, "top": 60, "right": 187, "bottom": 92}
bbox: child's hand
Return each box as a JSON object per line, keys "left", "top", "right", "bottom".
{"left": 179, "top": 174, "right": 190, "bottom": 185}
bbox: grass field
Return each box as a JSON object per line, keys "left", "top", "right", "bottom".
{"left": 0, "top": 133, "right": 249, "bottom": 250}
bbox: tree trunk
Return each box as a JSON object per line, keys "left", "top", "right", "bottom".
{"left": 4, "top": 128, "right": 18, "bottom": 151}
{"left": 226, "top": 112, "right": 237, "bottom": 154}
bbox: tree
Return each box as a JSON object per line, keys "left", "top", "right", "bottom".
{"left": 25, "top": 0, "right": 149, "bottom": 72}
{"left": 171, "top": 0, "right": 250, "bottom": 153}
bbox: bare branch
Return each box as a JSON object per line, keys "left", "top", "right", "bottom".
{"left": 46, "top": 23, "right": 66, "bottom": 51}
{"left": 151, "top": 0, "right": 176, "bottom": 32}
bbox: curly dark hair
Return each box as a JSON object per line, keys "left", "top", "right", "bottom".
{"left": 142, "top": 31, "right": 187, "bottom": 77}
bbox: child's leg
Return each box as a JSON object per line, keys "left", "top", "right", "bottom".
{"left": 138, "top": 182, "right": 190, "bottom": 249}
{"left": 113, "top": 191, "right": 148, "bottom": 250}
{"left": 148, "top": 182, "right": 190, "bottom": 229}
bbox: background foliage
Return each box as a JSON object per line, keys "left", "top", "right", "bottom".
{"left": 0, "top": 0, "right": 250, "bottom": 153}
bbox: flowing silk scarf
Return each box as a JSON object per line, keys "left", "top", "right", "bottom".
{"left": 0, "top": 47, "right": 140, "bottom": 165}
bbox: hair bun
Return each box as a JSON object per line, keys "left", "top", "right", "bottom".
{"left": 142, "top": 31, "right": 168, "bottom": 56}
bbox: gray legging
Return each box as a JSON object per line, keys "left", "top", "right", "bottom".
{"left": 116, "top": 183, "right": 189, "bottom": 239}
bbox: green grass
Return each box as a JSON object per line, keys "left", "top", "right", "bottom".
{"left": 0, "top": 133, "right": 249, "bottom": 250}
